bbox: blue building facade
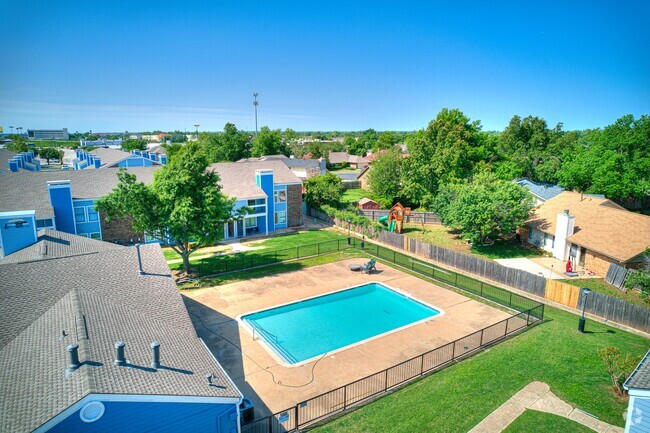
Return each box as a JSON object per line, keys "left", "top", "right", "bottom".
{"left": 0, "top": 210, "right": 38, "bottom": 256}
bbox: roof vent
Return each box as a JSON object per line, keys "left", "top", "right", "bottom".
{"left": 564, "top": 209, "right": 570, "bottom": 215}
{"left": 114, "top": 341, "right": 126, "bottom": 366}
{"left": 151, "top": 342, "right": 160, "bottom": 369}
{"left": 66, "top": 343, "right": 81, "bottom": 373}
{"left": 39, "top": 242, "right": 48, "bottom": 256}
{"left": 136, "top": 244, "right": 144, "bottom": 276}
{"left": 206, "top": 374, "right": 214, "bottom": 385}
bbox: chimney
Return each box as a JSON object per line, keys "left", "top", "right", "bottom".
{"left": 94, "top": 157, "right": 101, "bottom": 169}
{"left": 0, "top": 210, "right": 38, "bottom": 257}
{"left": 8, "top": 159, "right": 19, "bottom": 172}
{"left": 142, "top": 151, "right": 149, "bottom": 159}
{"left": 552, "top": 209, "right": 575, "bottom": 260}
{"left": 47, "top": 180, "right": 76, "bottom": 235}
{"left": 114, "top": 341, "right": 126, "bottom": 366}
{"left": 151, "top": 342, "right": 160, "bottom": 368}
{"left": 66, "top": 343, "right": 81, "bottom": 373}
{"left": 160, "top": 154, "right": 168, "bottom": 164}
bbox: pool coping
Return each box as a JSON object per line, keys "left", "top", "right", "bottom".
{"left": 235, "top": 280, "right": 446, "bottom": 368}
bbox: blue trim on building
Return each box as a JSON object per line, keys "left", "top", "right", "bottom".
{"left": 0, "top": 211, "right": 38, "bottom": 257}
{"left": 47, "top": 181, "right": 76, "bottom": 235}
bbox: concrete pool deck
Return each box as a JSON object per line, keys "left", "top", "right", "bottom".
{"left": 182, "top": 258, "right": 514, "bottom": 418}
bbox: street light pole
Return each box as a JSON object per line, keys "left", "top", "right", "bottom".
{"left": 578, "top": 287, "right": 591, "bottom": 333}
{"left": 194, "top": 124, "right": 200, "bottom": 140}
{"left": 347, "top": 218, "right": 352, "bottom": 245}
{"left": 253, "top": 93, "right": 259, "bottom": 136}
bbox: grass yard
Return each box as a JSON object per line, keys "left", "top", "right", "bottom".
{"left": 502, "top": 410, "right": 594, "bottom": 433}
{"left": 401, "top": 223, "right": 547, "bottom": 261}
{"left": 312, "top": 304, "right": 647, "bottom": 433}
{"left": 561, "top": 277, "right": 649, "bottom": 307}
{"left": 169, "top": 229, "right": 348, "bottom": 275}
{"left": 341, "top": 189, "right": 370, "bottom": 205}
{"left": 29, "top": 140, "right": 79, "bottom": 147}
{"left": 162, "top": 245, "right": 231, "bottom": 260}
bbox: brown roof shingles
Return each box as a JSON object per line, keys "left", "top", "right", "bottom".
{"left": 209, "top": 160, "right": 302, "bottom": 200}
{"left": 526, "top": 191, "right": 650, "bottom": 262}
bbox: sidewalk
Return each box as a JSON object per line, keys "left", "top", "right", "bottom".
{"left": 469, "top": 381, "right": 623, "bottom": 433}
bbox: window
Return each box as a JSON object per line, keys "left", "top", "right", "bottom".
{"left": 247, "top": 199, "right": 256, "bottom": 207}
{"left": 245, "top": 218, "right": 257, "bottom": 228}
{"left": 90, "top": 233, "right": 101, "bottom": 239}
{"left": 36, "top": 218, "right": 54, "bottom": 229}
{"left": 74, "top": 207, "right": 86, "bottom": 223}
{"left": 274, "top": 189, "right": 286, "bottom": 203}
{"left": 275, "top": 211, "right": 287, "bottom": 225}
{"left": 87, "top": 207, "right": 99, "bottom": 222}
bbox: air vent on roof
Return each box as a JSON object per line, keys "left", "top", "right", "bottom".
{"left": 136, "top": 244, "right": 144, "bottom": 276}
{"left": 66, "top": 343, "right": 81, "bottom": 374}
{"left": 114, "top": 341, "right": 126, "bottom": 366}
{"left": 39, "top": 242, "right": 48, "bottom": 256}
{"left": 151, "top": 342, "right": 160, "bottom": 369}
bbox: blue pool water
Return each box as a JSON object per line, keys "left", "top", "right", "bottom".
{"left": 241, "top": 282, "right": 440, "bottom": 364}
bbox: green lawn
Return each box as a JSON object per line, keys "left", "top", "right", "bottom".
{"left": 341, "top": 189, "right": 370, "bottom": 205}
{"left": 561, "top": 278, "right": 649, "bottom": 307}
{"left": 401, "top": 224, "right": 547, "bottom": 261}
{"left": 169, "top": 229, "right": 348, "bottom": 274}
{"left": 29, "top": 140, "right": 79, "bottom": 147}
{"left": 502, "top": 410, "right": 594, "bottom": 433}
{"left": 312, "top": 304, "right": 647, "bottom": 432}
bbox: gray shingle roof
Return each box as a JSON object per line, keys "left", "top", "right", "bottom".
{"left": 0, "top": 228, "right": 125, "bottom": 264}
{"left": 626, "top": 349, "right": 650, "bottom": 390}
{"left": 0, "top": 242, "right": 241, "bottom": 432}
{"left": 0, "top": 167, "right": 159, "bottom": 218}
{"left": 515, "top": 178, "right": 565, "bottom": 201}
{"left": 209, "top": 160, "right": 302, "bottom": 200}
{"left": 0, "top": 148, "right": 17, "bottom": 170}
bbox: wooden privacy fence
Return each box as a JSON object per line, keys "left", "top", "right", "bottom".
{"left": 578, "top": 290, "right": 650, "bottom": 334}
{"left": 545, "top": 280, "right": 581, "bottom": 309}
{"left": 605, "top": 262, "right": 634, "bottom": 289}
{"left": 359, "top": 209, "right": 441, "bottom": 225}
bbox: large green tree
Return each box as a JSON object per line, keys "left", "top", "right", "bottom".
{"left": 497, "top": 115, "right": 551, "bottom": 180}
{"left": 6, "top": 135, "right": 28, "bottom": 153}
{"left": 401, "top": 108, "right": 480, "bottom": 208}
{"left": 121, "top": 138, "right": 148, "bottom": 152}
{"left": 304, "top": 173, "right": 344, "bottom": 209}
{"left": 251, "top": 126, "right": 288, "bottom": 157}
{"left": 201, "top": 123, "right": 251, "bottom": 162}
{"left": 95, "top": 143, "right": 236, "bottom": 274}
{"left": 368, "top": 148, "right": 403, "bottom": 204}
{"left": 433, "top": 172, "right": 534, "bottom": 244}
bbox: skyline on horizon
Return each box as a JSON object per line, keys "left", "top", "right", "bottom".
{"left": 1, "top": 1, "right": 648, "bottom": 133}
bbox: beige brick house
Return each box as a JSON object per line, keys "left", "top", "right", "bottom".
{"left": 521, "top": 191, "right": 650, "bottom": 276}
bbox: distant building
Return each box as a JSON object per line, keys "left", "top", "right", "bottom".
{"left": 0, "top": 230, "right": 242, "bottom": 432}
{"left": 328, "top": 151, "right": 369, "bottom": 169}
{"left": 358, "top": 197, "right": 379, "bottom": 210}
{"left": 27, "top": 128, "right": 69, "bottom": 141}
{"left": 73, "top": 147, "right": 167, "bottom": 169}
{"left": 80, "top": 138, "right": 123, "bottom": 148}
{"left": 238, "top": 154, "right": 326, "bottom": 181}
{"left": 515, "top": 178, "right": 565, "bottom": 205}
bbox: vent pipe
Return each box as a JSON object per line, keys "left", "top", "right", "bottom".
{"left": 151, "top": 342, "right": 160, "bottom": 369}
{"left": 114, "top": 341, "right": 126, "bottom": 366}
{"left": 136, "top": 244, "right": 144, "bottom": 276}
{"left": 66, "top": 343, "right": 81, "bottom": 373}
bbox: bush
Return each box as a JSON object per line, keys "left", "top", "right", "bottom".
{"left": 598, "top": 346, "right": 642, "bottom": 396}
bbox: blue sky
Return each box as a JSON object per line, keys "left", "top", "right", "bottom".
{"left": 1, "top": 1, "right": 648, "bottom": 133}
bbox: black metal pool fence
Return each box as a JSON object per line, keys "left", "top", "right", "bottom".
{"left": 203, "top": 237, "right": 547, "bottom": 432}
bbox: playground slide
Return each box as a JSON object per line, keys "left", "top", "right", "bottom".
{"left": 378, "top": 215, "right": 396, "bottom": 232}
{"left": 388, "top": 220, "right": 396, "bottom": 232}
{"left": 378, "top": 215, "right": 389, "bottom": 225}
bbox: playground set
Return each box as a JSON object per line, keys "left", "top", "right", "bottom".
{"left": 378, "top": 202, "right": 411, "bottom": 234}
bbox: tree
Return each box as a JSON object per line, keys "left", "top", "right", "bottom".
{"left": 347, "top": 129, "right": 377, "bottom": 156}
{"left": 251, "top": 126, "right": 288, "bottom": 157}
{"left": 368, "top": 148, "right": 403, "bottom": 204}
{"left": 6, "top": 135, "right": 28, "bottom": 153}
{"left": 304, "top": 173, "right": 343, "bottom": 209}
{"left": 373, "top": 131, "right": 398, "bottom": 152}
{"left": 121, "top": 138, "right": 147, "bottom": 152}
{"left": 201, "top": 123, "right": 251, "bottom": 162}
{"left": 598, "top": 346, "right": 642, "bottom": 396}
{"left": 401, "top": 108, "right": 480, "bottom": 207}
{"left": 625, "top": 251, "right": 650, "bottom": 301}
{"left": 432, "top": 172, "right": 534, "bottom": 244}
{"left": 38, "top": 147, "right": 62, "bottom": 164}
{"left": 283, "top": 128, "right": 299, "bottom": 146}
{"left": 497, "top": 115, "right": 551, "bottom": 179}
{"left": 95, "top": 143, "right": 236, "bottom": 274}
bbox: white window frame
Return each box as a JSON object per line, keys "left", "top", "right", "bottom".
{"left": 274, "top": 211, "right": 287, "bottom": 225}
{"left": 274, "top": 188, "right": 287, "bottom": 203}
{"left": 245, "top": 217, "right": 257, "bottom": 228}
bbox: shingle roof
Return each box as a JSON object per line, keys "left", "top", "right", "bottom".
{"left": 526, "top": 191, "right": 650, "bottom": 262}
{"left": 0, "top": 243, "right": 241, "bottom": 432}
{"left": 240, "top": 155, "right": 321, "bottom": 169}
{"left": 358, "top": 197, "right": 377, "bottom": 205}
{"left": 328, "top": 151, "right": 349, "bottom": 164}
{"left": 209, "top": 161, "right": 302, "bottom": 200}
{"left": 0, "top": 148, "right": 17, "bottom": 170}
{"left": 515, "top": 178, "right": 565, "bottom": 201}
{"left": 0, "top": 167, "right": 159, "bottom": 219}
{"left": 0, "top": 228, "right": 124, "bottom": 264}
{"left": 625, "top": 349, "right": 650, "bottom": 390}
{"left": 147, "top": 145, "right": 168, "bottom": 155}
{"left": 88, "top": 147, "right": 157, "bottom": 168}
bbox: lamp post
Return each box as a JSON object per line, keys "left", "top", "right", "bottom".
{"left": 253, "top": 93, "right": 259, "bottom": 136}
{"left": 347, "top": 218, "right": 352, "bottom": 245}
{"left": 578, "top": 287, "right": 591, "bottom": 333}
{"left": 194, "top": 124, "right": 200, "bottom": 140}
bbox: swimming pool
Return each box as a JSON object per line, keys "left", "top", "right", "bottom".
{"left": 240, "top": 282, "right": 442, "bottom": 365}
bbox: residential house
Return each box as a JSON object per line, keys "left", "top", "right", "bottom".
{"left": 73, "top": 147, "right": 167, "bottom": 170}
{"left": 238, "top": 154, "right": 326, "bottom": 181}
{"left": 515, "top": 178, "right": 565, "bottom": 205}
{"left": 327, "top": 151, "right": 369, "bottom": 169}
{"left": 357, "top": 166, "right": 371, "bottom": 189}
{"left": 0, "top": 167, "right": 159, "bottom": 251}
{"left": 521, "top": 191, "right": 650, "bottom": 276}
{"left": 624, "top": 349, "right": 650, "bottom": 433}
{"left": 210, "top": 161, "right": 303, "bottom": 239}
{"left": 0, "top": 230, "right": 242, "bottom": 432}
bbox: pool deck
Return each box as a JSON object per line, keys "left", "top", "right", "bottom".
{"left": 183, "top": 258, "right": 513, "bottom": 418}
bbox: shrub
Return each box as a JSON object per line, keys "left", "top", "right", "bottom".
{"left": 598, "top": 346, "right": 642, "bottom": 396}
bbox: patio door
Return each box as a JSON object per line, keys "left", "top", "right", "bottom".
{"left": 226, "top": 221, "right": 235, "bottom": 238}
{"left": 579, "top": 247, "right": 587, "bottom": 267}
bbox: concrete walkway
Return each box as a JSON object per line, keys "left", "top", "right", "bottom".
{"left": 495, "top": 258, "right": 565, "bottom": 280}
{"left": 469, "top": 381, "right": 623, "bottom": 433}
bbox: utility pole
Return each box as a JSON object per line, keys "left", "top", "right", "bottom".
{"left": 253, "top": 93, "right": 259, "bottom": 136}
{"left": 194, "top": 124, "right": 200, "bottom": 141}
